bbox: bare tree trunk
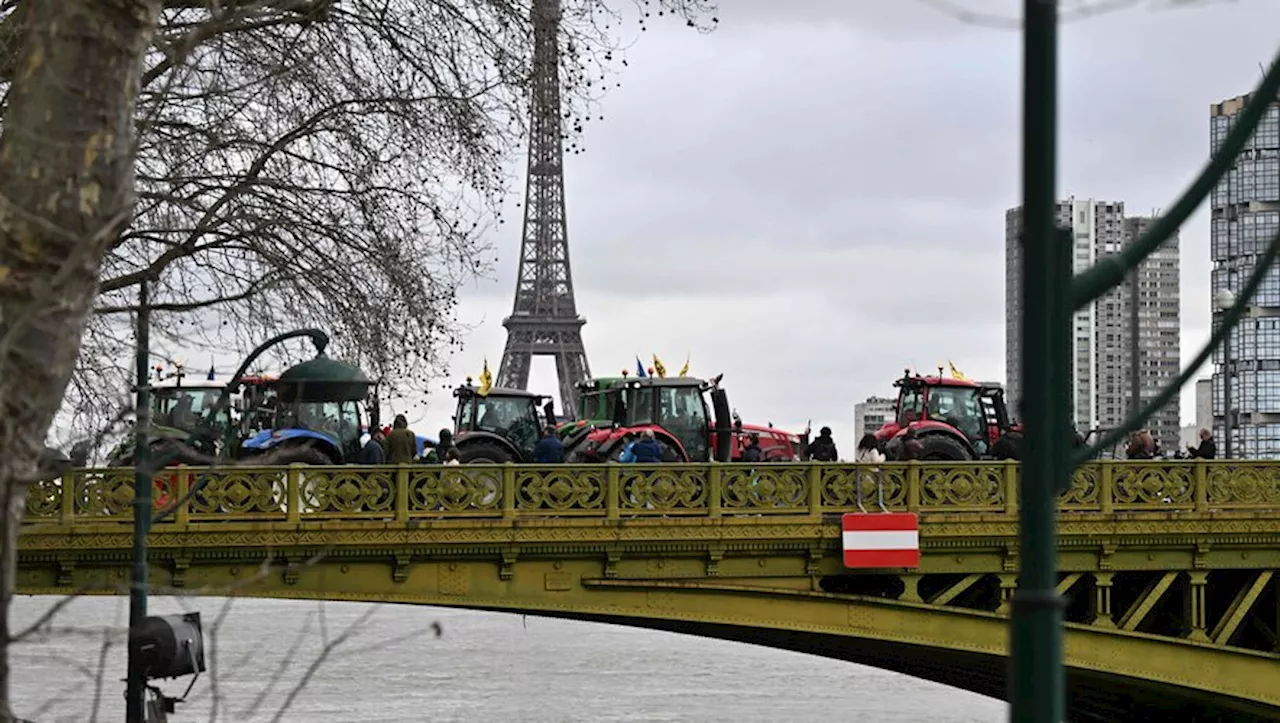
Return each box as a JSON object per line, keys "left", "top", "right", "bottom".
{"left": 0, "top": 1, "right": 162, "bottom": 719}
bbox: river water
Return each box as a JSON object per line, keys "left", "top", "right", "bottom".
{"left": 10, "top": 596, "right": 1005, "bottom": 722}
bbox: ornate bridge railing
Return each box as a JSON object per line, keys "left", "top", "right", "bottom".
{"left": 20, "top": 460, "right": 1280, "bottom": 526}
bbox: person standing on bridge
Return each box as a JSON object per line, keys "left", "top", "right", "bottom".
{"left": 422, "top": 428, "right": 457, "bottom": 464}
{"left": 899, "top": 428, "right": 924, "bottom": 461}
{"left": 630, "top": 430, "right": 663, "bottom": 463}
{"left": 382, "top": 414, "right": 417, "bottom": 464}
{"left": 1187, "top": 428, "right": 1217, "bottom": 460}
{"left": 534, "top": 426, "right": 565, "bottom": 463}
{"left": 807, "top": 426, "right": 839, "bottom": 462}
{"left": 358, "top": 429, "right": 386, "bottom": 465}
{"left": 854, "top": 434, "right": 884, "bottom": 464}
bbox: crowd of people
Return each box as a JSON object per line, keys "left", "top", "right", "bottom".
{"left": 1124, "top": 427, "right": 1217, "bottom": 460}
{"left": 348, "top": 412, "right": 1223, "bottom": 467}
{"left": 356, "top": 414, "right": 462, "bottom": 466}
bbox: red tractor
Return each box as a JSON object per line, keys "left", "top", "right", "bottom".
{"left": 570, "top": 374, "right": 803, "bottom": 463}
{"left": 874, "top": 369, "right": 1021, "bottom": 461}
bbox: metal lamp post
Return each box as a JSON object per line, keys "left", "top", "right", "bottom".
{"left": 1215, "top": 289, "right": 1237, "bottom": 459}
{"left": 126, "top": 280, "right": 152, "bottom": 723}
{"left": 127, "top": 327, "right": 331, "bottom": 722}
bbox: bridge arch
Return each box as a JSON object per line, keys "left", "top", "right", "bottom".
{"left": 79, "top": 569, "right": 1279, "bottom": 723}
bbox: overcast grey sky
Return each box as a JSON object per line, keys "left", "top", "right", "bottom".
{"left": 413, "top": 0, "right": 1280, "bottom": 450}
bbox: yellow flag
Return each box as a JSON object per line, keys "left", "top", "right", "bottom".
{"left": 948, "top": 360, "right": 970, "bottom": 381}
{"left": 652, "top": 354, "right": 667, "bottom": 379}
{"left": 478, "top": 358, "right": 493, "bottom": 395}
{"left": 678, "top": 353, "right": 689, "bottom": 378}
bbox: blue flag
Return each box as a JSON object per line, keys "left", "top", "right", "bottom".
{"left": 635, "top": 356, "right": 647, "bottom": 378}
{"left": 206, "top": 365, "right": 216, "bottom": 381}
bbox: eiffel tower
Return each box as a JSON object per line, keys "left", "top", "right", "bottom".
{"left": 496, "top": 0, "right": 591, "bottom": 417}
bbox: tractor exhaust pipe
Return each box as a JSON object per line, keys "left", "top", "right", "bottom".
{"left": 711, "top": 388, "right": 732, "bottom": 463}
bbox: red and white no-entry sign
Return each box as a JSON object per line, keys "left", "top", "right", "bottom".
{"left": 842, "top": 512, "right": 920, "bottom": 569}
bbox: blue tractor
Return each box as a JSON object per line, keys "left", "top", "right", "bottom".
{"left": 239, "top": 357, "right": 379, "bottom": 464}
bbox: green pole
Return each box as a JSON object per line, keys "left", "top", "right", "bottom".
{"left": 126, "top": 279, "right": 153, "bottom": 723}
{"left": 1011, "top": 1, "right": 1066, "bottom": 722}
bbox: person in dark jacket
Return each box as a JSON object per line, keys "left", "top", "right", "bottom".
{"left": 1187, "top": 428, "right": 1217, "bottom": 459}
{"left": 900, "top": 428, "right": 924, "bottom": 461}
{"left": 382, "top": 414, "right": 417, "bottom": 464}
{"left": 424, "top": 427, "right": 457, "bottom": 464}
{"left": 807, "top": 426, "right": 838, "bottom": 461}
{"left": 533, "top": 427, "right": 565, "bottom": 463}
{"left": 631, "top": 430, "right": 663, "bottom": 463}
{"left": 741, "top": 434, "right": 763, "bottom": 463}
{"left": 358, "top": 430, "right": 386, "bottom": 465}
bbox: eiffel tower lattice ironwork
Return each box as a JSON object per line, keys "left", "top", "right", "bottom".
{"left": 496, "top": 0, "right": 591, "bottom": 417}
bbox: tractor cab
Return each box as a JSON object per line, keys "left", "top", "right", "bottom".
{"left": 151, "top": 381, "right": 227, "bottom": 450}
{"left": 611, "top": 377, "right": 715, "bottom": 462}
{"left": 568, "top": 374, "right": 741, "bottom": 463}
{"left": 452, "top": 382, "right": 556, "bottom": 463}
{"left": 566, "top": 372, "right": 801, "bottom": 463}
{"left": 876, "top": 369, "right": 1015, "bottom": 460}
{"left": 241, "top": 357, "right": 375, "bottom": 464}
{"left": 109, "top": 371, "right": 275, "bottom": 464}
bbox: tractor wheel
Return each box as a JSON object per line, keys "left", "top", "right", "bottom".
{"left": 259, "top": 441, "right": 338, "bottom": 515}
{"left": 459, "top": 441, "right": 516, "bottom": 464}
{"left": 267, "top": 440, "right": 339, "bottom": 466}
{"left": 918, "top": 435, "right": 973, "bottom": 461}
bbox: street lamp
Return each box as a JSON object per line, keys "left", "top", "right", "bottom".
{"left": 1214, "top": 289, "right": 1237, "bottom": 459}
{"left": 128, "top": 327, "right": 330, "bottom": 723}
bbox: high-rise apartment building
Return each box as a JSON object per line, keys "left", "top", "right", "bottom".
{"left": 1006, "top": 199, "right": 1181, "bottom": 447}
{"left": 1196, "top": 377, "right": 1213, "bottom": 434}
{"left": 1209, "top": 94, "right": 1280, "bottom": 458}
{"left": 854, "top": 396, "right": 897, "bottom": 441}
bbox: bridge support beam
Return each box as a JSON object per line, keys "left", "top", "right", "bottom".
{"left": 1091, "top": 573, "right": 1115, "bottom": 628}
{"left": 1212, "top": 571, "right": 1273, "bottom": 646}
{"left": 900, "top": 574, "right": 923, "bottom": 603}
{"left": 1119, "top": 571, "right": 1178, "bottom": 632}
{"left": 997, "top": 574, "right": 1017, "bottom": 615}
{"left": 929, "top": 573, "right": 985, "bottom": 607}
{"left": 1055, "top": 573, "right": 1082, "bottom": 597}
{"left": 1116, "top": 573, "right": 1172, "bottom": 629}
{"left": 1185, "top": 571, "right": 1209, "bottom": 642}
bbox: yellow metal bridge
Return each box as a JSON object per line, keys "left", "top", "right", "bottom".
{"left": 16, "top": 459, "right": 1280, "bottom": 721}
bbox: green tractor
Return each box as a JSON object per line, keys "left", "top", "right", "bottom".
{"left": 109, "top": 358, "right": 377, "bottom": 467}
{"left": 450, "top": 382, "right": 557, "bottom": 463}
{"left": 108, "top": 371, "right": 276, "bottom": 467}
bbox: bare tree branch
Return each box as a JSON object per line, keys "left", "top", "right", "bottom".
{"left": 87, "top": 627, "right": 114, "bottom": 723}
{"left": 9, "top": 0, "right": 718, "bottom": 453}
{"left": 268, "top": 604, "right": 381, "bottom": 723}
{"left": 238, "top": 609, "right": 315, "bottom": 720}
{"left": 0, "top": 0, "right": 717, "bottom": 718}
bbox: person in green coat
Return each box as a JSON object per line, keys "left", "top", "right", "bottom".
{"left": 382, "top": 414, "right": 417, "bottom": 464}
